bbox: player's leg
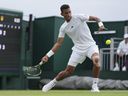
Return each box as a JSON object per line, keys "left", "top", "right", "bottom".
{"left": 42, "top": 51, "right": 85, "bottom": 92}
{"left": 42, "top": 52, "right": 82, "bottom": 92}
{"left": 91, "top": 53, "right": 100, "bottom": 92}
{"left": 87, "top": 45, "right": 100, "bottom": 92}
{"left": 55, "top": 65, "right": 75, "bottom": 81}
{"left": 92, "top": 53, "right": 100, "bottom": 77}
{"left": 42, "top": 65, "right": 75, "bottom": 92}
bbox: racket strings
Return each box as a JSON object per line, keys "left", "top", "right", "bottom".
{"left": 25, "top": 66, "right": 41, "bottom": 76}
{"left": 23, "top": 61, "right": 44, "bottom": 76}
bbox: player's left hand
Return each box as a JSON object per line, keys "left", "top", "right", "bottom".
{"left": 98, "top": 26, "right": 108, "bottom": 31}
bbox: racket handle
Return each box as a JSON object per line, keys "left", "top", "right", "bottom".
{"left": 39, "top": 61, "right": 44, "bottom": 65}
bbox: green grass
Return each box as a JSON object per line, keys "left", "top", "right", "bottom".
{"left": 0, "top": 90, "right": 128, "bottom": 96}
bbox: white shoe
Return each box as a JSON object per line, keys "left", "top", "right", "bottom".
{"left": 113, "top": 63, "right": 119, "bottom": 71}
{"left": 113, "top": 66, "right": 119, "bottom": 71}
{"left": 42, "top": 81, "right": 56, "bottom": 92}
{"left": 122, "top": 66, "right": 126, "bottom": 71}
{"left": 91, "top": 84, "right": 100, "bottom": 92}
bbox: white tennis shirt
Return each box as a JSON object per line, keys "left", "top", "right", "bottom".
{"left": 58, "top": 14, "right": 96, "bottom": 53}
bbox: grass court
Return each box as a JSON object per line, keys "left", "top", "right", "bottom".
{"left": 0, "top": 90, "right": 128, "bottom": 96}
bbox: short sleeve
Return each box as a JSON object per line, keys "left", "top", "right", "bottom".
{"left": 58, "top": 27, "right": 65, "bottom": 38}
{"left": 77, "top": 14, "right": 89, "bottom": 22}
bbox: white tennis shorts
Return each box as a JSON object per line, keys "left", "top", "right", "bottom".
{"left": 68, "top": 45, "right": 99, "bottom": 67}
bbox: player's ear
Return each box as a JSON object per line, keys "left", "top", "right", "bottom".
{"left": 61, "top": 12, "right": 63, "bottom": 16}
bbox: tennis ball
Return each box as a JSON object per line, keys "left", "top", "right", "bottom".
{"left": 105, "top": 39, "right": 111, "bottom": 45}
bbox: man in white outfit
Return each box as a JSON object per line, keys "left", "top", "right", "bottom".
{"left": 41, "top": 4, "right": 106, "bottom": 92}
{"left": 113, "top": 34, "right": 128, "bottom": 71}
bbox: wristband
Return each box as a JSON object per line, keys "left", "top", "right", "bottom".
{"left": 98, "top": 21, "right": 104, "bottom": 27}
{"left": 46, "top": 50, "right": 54, "bottom": 57}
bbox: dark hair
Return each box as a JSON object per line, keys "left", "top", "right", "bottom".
{"left": 60, "top": 4, "right": 70, "bottom": 12}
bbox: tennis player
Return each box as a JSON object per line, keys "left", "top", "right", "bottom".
{"left": 42, "top": 4, "right": 106, "bottom": 92}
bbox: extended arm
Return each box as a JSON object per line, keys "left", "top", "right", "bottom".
{"left": 42, "top": 37, "right": 64, "bottom": 62}
{"left": 89, "top": 16, "right": 106, "bottom": 31}
{"left": 51, "top": 37, "right": 64, "bottom": 53}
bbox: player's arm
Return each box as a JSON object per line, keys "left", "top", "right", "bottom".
{"left": 89, "top": 16, "right": 106, "bottom": 31}
{"left": 41, "top": 37, "right": 64, "bottom": 62}
{"left": 51, "top": 37, "right": 64, "bottom": 53}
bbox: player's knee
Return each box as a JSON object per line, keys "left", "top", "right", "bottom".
{"left": 94, "top": 57, "right": 99, "bottom": 64}
{"left": 58, "top": 67, "right": 74, "bottom": 78}
{"left": 93, "top": 56, "right": 100, "bottom": 67}
{"left": 65, "top": 67, "right": 75, "bottom": 76}
{"left": 58, "top": 71, "right": 66, "bottom": 77}
{"left": 65, "top": 67, "right": 74, "bottom": 75}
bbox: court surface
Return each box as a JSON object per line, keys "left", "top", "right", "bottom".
{"left": 0, "top": 90, "right": 128, "bottom": 96}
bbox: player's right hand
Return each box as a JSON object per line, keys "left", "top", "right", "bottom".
{"left": 41, "top": 55, "right": 49, "bottom": 63}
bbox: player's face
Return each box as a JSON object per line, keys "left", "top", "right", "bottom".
{"left": 61, "top": 8, "right": 72, "bottom": 22}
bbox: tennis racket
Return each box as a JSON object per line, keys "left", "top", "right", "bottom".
{"left": 23, "top": 61, "right": 45, "bottom": 76}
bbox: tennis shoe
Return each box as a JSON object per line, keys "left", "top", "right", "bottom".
{"left": 113, "top": 63, "right": 119, "bottom": 71}
{"left": 122, "top": 66, "right": 126, "bottom": 71}
{"left": 42, "top": 81, "right": 56, "bottom": 92}
{"left": 91, "top": 84, "right": 100, "bottom": 92}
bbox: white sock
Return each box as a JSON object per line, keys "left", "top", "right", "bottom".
{"left": 52, "top": 78, "right": 57, "bottom": 83}
{"left": 48, "top": 78, "right": 57, "bottom": 85}
{"left": 93, "top": 78, "right": 99, "bottom": 85}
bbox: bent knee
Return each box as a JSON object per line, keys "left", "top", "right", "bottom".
{"left": 64, "top": 69, "right": 73, "bottom": 75}
{"left": 64, "top": 66, "right": 75, "bottom": 75}
{"left": 92, "top": 55, "right": 101, "bottom": 67}
{"left": 94, "top": 57, "right": 100, "bottom": 64}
